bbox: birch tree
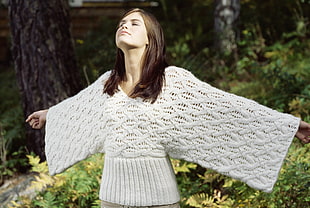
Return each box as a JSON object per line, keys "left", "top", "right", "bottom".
{"left": 214, "top": 0, "right": 240, "bottom": 54}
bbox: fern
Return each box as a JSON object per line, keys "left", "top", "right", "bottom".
{"left": 186, "top": 191, "right": 233, "bottom": 208}
{"left": 11, "top": 154, "right": 103, "bottom": 208}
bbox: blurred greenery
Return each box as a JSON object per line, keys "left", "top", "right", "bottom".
{"left": 0, "top": 67, "right": 28, "bottom": 185}
{"left": 1, "top": 0, "right": 310, "bottom": 207}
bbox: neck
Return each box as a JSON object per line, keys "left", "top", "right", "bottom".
{"left": 119, "top": 47, "right": 146, "bottom": 95}
{"left": 123, "top": 47, "right": 145, "bottom": 84}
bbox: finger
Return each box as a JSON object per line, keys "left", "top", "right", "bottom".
{"left": 29, "top": 120, "right": 34, "bottom": 126}
{"left": 25, "top": 113, "right": 36, "bottom": 122}
{"left": 32, "top": 121, "right": 40, "bottom": 129}
{"left": 295, "top": 132, "right": 306, "bottom": 143}
{"left": 301, "top": 137, "right": 308, "bottom": 144}
{"left": 29, "top": 118, "right": 40, "bottom": 128}
{"left": 25, "top": 116, "right": 32, "bottom": 123}
{"left": 29, "top": 119, "right": 36, "bottom": 126}
{"left": 296, "top": 132, "right": 310, "bottom": 144}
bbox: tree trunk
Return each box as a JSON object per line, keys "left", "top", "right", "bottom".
{"left": 8, "top": 0, "right": 82, "bottom": 161}
{"left": 214, "top": 0, "right": 240, "bottom": 54}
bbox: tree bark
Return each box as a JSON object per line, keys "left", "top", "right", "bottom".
{"left": 8, "top": 0, "right": 82, "bottom": 161}
{"left": 214, "top": 0, "right": 240, "bottom": 54}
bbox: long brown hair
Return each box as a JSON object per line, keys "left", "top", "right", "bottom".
{"left": 104, "top": 8, "right": 168, "bottom": 103}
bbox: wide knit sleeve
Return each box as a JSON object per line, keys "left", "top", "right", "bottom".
{"left": 161, "top": 66, "right": 300, "bottom": 193}
{"left": 45, "top": 71, "right": 111, "bottom": 175}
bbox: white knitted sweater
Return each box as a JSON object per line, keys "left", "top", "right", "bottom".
{"left": 45, "top": 66, "right": 300, "bottom": 206}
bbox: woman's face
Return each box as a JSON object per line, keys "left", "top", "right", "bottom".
{"left": 115, "top": 12, "right": 149, "bottom": 51}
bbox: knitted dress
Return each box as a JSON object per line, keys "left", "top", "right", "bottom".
{"left": 45, "top": 66, "right": 300, "bottom": 206}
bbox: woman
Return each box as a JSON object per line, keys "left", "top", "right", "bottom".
{"left": 26, "top": 8, "right": 310, "bottom": 208}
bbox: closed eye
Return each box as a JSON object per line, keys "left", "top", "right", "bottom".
{"left": 131, "top": 19, "right": 141, "bottom": 26}
{"left": 118, "top": 18, "right": 142, "bottom": 27}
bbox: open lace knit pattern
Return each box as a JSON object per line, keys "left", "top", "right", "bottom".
{"left": 45, "top": 66, "right": 300, "bottom": 206}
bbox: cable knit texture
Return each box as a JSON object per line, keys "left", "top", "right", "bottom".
{"left": 45, "top": 66, "right": 300, "bottom": 206}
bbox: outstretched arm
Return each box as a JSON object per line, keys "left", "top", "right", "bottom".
{"left": 25, "top": 109, "right": 48, "bottom": 129}
{"left": 163, "top": 67, "right": 306, "bottom": 193}
{"left": 295, "top": 120, "right": 310, "bottom": 144}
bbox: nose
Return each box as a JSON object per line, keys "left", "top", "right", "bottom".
{"left": 121, "top": 23, "right": 128, "bottom": 29}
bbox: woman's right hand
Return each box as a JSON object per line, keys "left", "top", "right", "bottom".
{"left": 25, "top": 109, "right": 48, "bottom": 129}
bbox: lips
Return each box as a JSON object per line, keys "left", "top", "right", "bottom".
{"left": 120, "top": 30, "right": 131, "bottom": 35}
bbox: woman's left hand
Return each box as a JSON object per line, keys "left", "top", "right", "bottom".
{"left": 295, "top": 120, "right": 310, "bottom": 144}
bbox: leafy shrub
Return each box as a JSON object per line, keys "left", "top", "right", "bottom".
{"left": 10, "top": 154, "right": 104, "bottom": 208}
{"left": 229, "top": 30, "right": 310, "bottom": 114}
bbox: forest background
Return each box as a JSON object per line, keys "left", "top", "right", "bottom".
{"left": 0, "top": 0, "right": 310, "bottom": 207}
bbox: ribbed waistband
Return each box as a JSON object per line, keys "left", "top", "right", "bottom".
{"left": 99, "top": 156, "right": 180, "bottom": 206}
{"left": 101, "top": 201, "right": 180, "bottom": 208}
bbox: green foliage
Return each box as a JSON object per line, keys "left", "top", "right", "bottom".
{"left": 240, "top": 0, "right": 310, "bottom": 43}
{"left": 156, "top": 0, "right": 214, "bottom": 55}
{"left": 74, "top": 17, "right": 118, "bottom": 84}
{"left": 229, "top": 30, "right": 310, "bottom": 113}
{"left": 0, "top": 68, "right": 27, "bottom": 184}
{"left": 12, "top": 154, "right": 104, "bottom": 208}
{"left": 186, "top": 192, "right": 233, "bottom": 208}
